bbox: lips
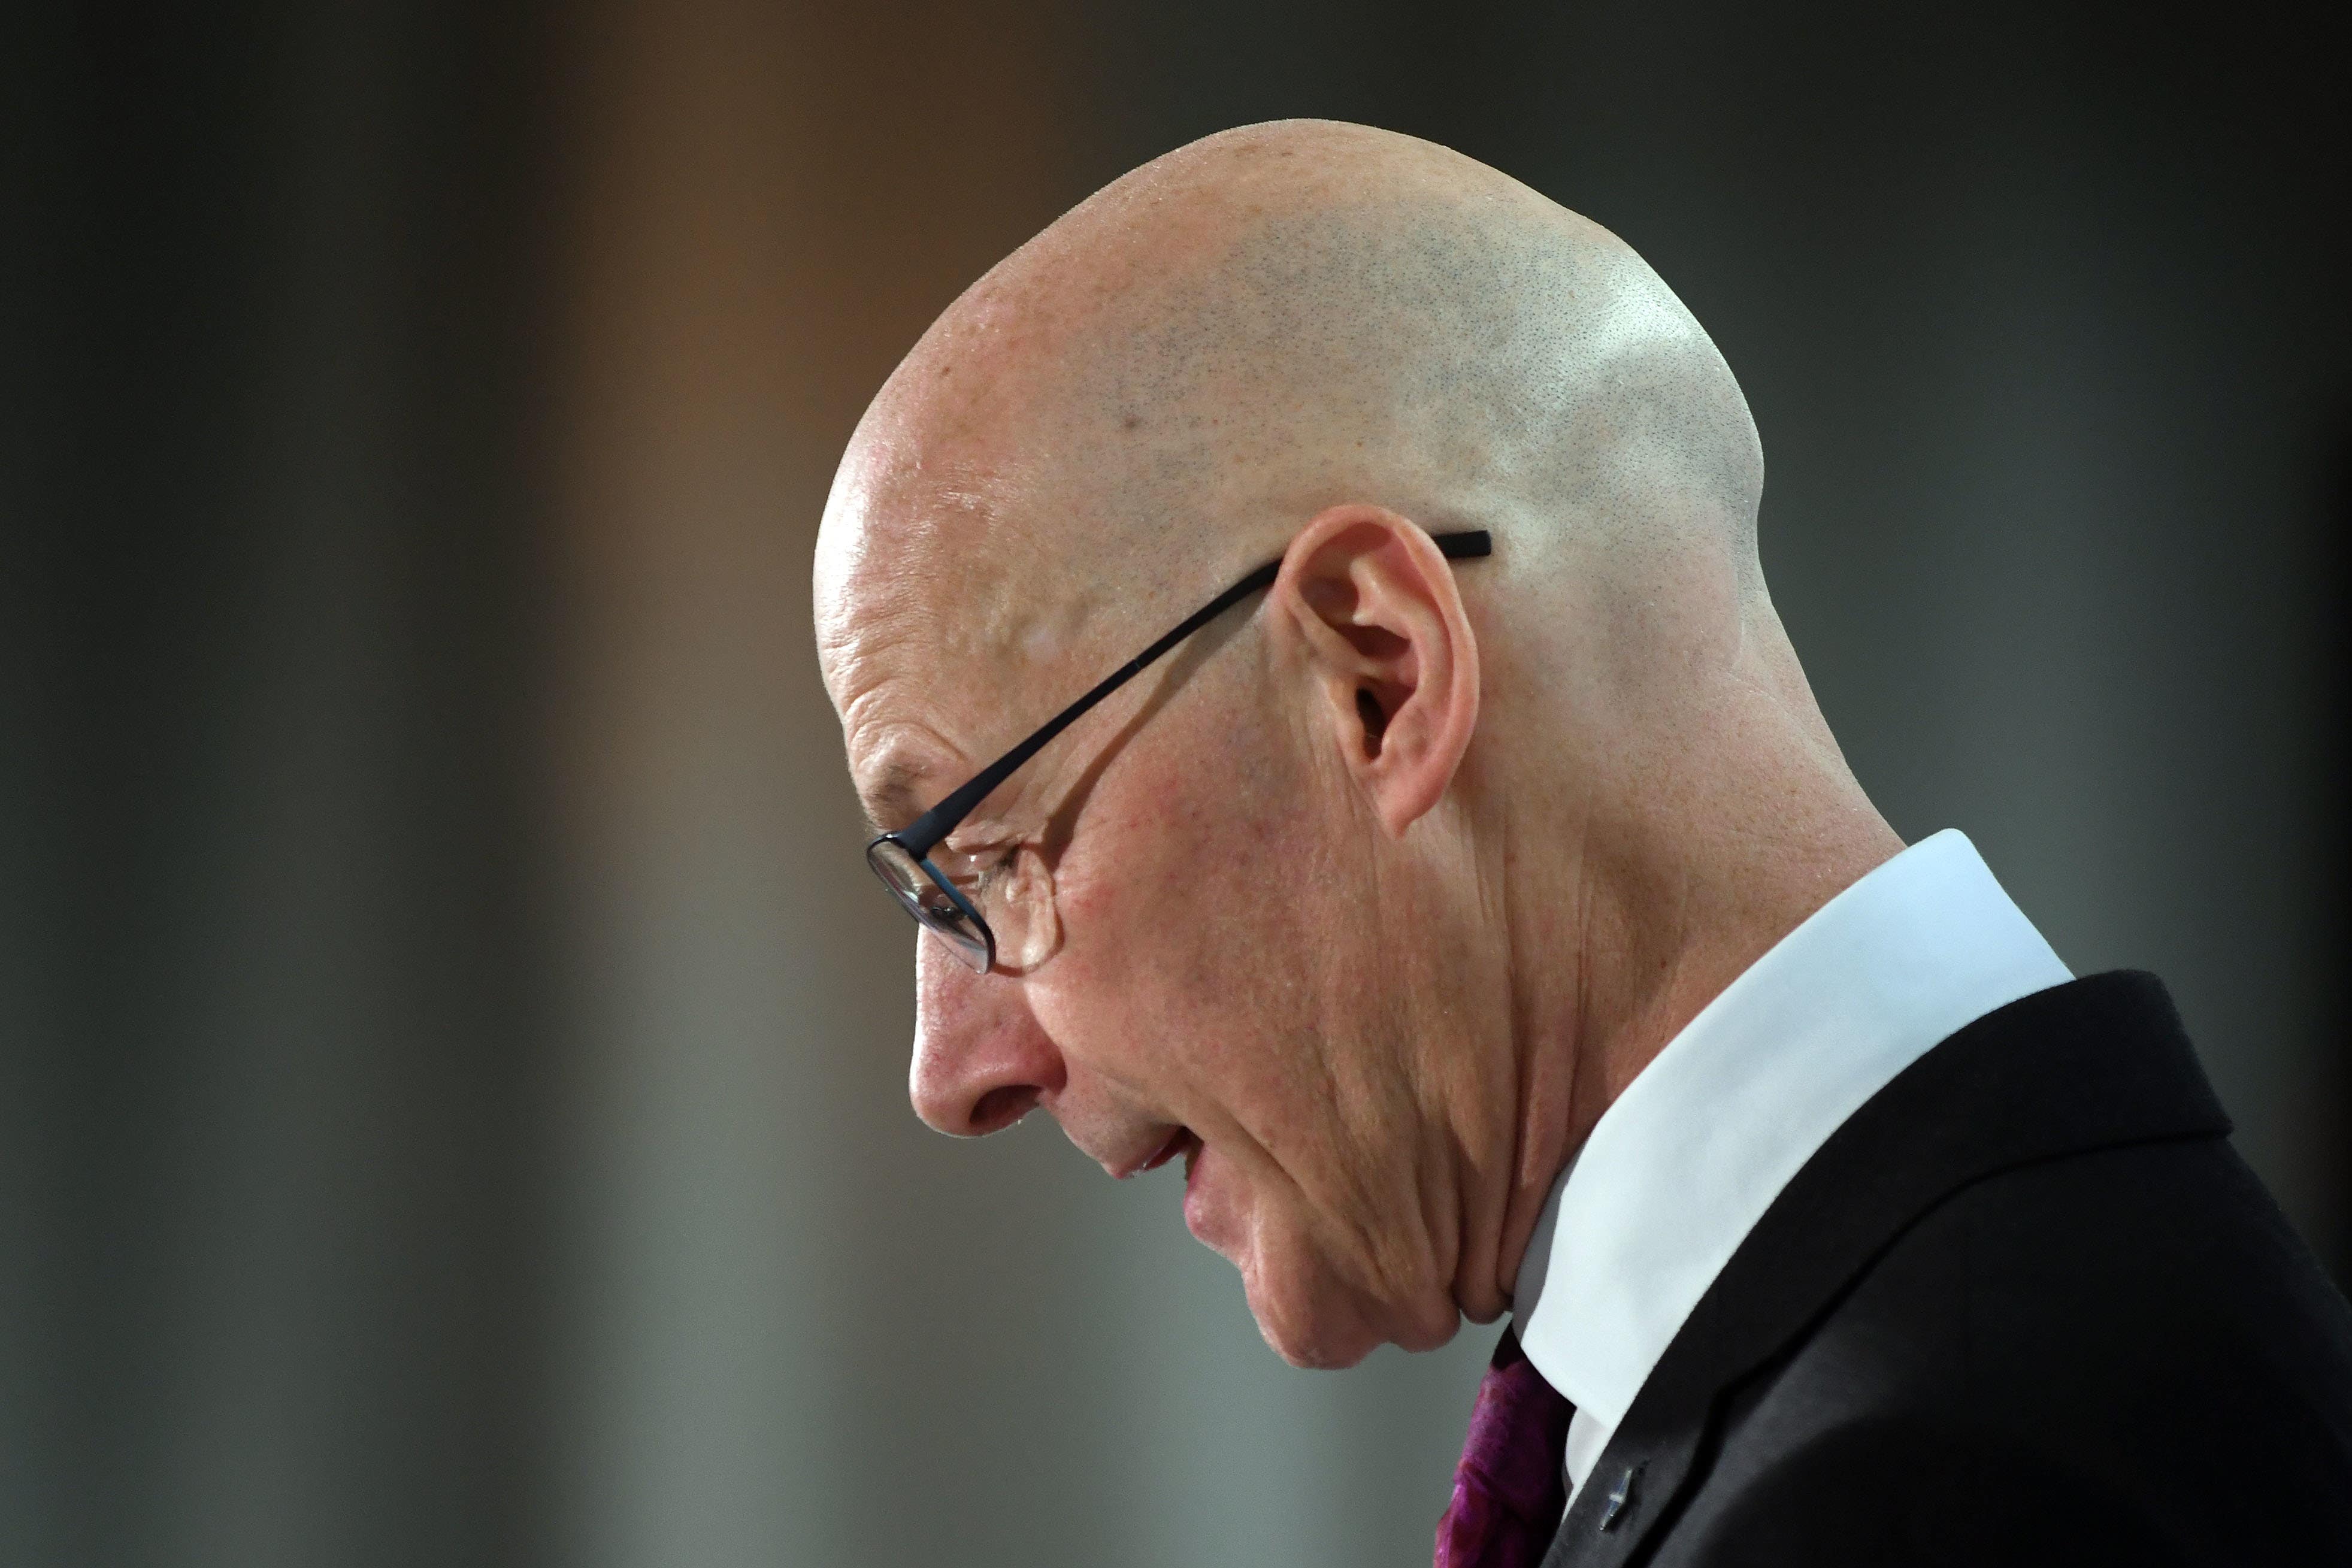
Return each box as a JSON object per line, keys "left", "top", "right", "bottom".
{"left": 1104, "top": 1125, "right": 1195, "bottom": 1179}
{"left": 1139, "top": 1126, "right": 1197, "bottom": 1175}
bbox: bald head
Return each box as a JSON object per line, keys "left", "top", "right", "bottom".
{"left": 819, "top": 120, "right": 1767, "bottom": 721}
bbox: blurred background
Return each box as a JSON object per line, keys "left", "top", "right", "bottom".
{"left": 7, "top": 3, "right": 2346, "bottom": 1565}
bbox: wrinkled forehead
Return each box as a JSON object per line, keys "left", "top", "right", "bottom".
{"left": 815, "top": 413, "right": 1127, "bottom": 821}
{"left": 816, "top": 208, "right": 1282, "bottom": 811}
{"left": 824, "top": 414, "right": 1117, "bottom": 650}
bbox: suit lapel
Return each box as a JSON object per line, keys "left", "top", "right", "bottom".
{"left": 1536, "top": 971, "right": 2229, "bottom": 1567}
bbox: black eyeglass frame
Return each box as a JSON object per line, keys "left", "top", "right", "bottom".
{"left": 865, "top": 528, "right": 1493, "bottom": 972}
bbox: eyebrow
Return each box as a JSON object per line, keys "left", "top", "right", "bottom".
{"left": 859, "top": 758, "right": 932, "bottom": 837}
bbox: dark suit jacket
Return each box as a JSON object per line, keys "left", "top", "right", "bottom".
{"left": 1542, "top": 971, "right": 2352, "bottom": 1567}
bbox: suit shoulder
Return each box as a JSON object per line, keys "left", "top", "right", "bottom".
{"left": 1678, "top": 1136, "right": 2352, "bottom": 1564}
{"left": 1915, "top": 1134, "right": 2352, "bottom": 1390}
{"left": 1657, "top": 1413, "right": 2181, "bottom": 1568}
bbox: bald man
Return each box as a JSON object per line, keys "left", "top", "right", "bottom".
{"left": 816, "top": 122, "right": 2352, "bottom": 1566}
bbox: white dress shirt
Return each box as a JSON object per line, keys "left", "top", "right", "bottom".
{"left": 1508, "top": 829, "right": 2073, "bottom": 1506}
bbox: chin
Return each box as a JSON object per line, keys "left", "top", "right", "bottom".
{"left": 1237, "top": 1233, "right": 1391, "bottom": 1370}
{"left": 1251, "top": 1294, "right": 1379, "bottom": 1370}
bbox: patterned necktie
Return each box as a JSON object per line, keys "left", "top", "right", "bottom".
{"left": 1434, "top": 1327, "right": 1574, "bottom": 1568}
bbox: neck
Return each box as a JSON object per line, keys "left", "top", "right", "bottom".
{"left": 1461, "top": 747, "right": 1900, "bottom": 1319}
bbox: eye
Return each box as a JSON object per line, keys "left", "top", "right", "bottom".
{"left": 940, "top": 841, "right": 1021, "bottom": 897}
{"left": 974, "top": 847, "right": 1019, "bottom": 895}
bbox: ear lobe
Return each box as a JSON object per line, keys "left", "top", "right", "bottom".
{"left": 1271, "top": 506, "right": 1482, "bottom": 837}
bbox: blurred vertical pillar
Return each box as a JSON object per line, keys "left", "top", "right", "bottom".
{"left": 540, "top": 5, "right": 1088, "bottom": 1563}
{"left": 5, "top": 5, "right": 555, "bottom": 1567}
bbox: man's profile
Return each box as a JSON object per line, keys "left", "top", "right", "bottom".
{"left": 814, "top": 120, "right": 2352, "bottom": 1564}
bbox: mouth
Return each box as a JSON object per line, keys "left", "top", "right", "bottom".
{"left": 1138, "top": 1125, "right": 1199, "bottom": 1176}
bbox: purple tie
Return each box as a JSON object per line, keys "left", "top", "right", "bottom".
{"left": 1434, "top": 1327, "right": 1573, "bottom": 1568}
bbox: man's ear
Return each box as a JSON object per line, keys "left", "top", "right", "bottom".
{"left": 1268, "top": 505, "right": 1482, "bottom": 837}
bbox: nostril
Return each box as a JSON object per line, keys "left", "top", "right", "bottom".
{"left": 968, "top": 1083, "right": 1039, "bottom": 1136}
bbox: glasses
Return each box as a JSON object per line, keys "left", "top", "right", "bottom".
{"left": 865, "top": 528, "right": 1493, "bottom": 971}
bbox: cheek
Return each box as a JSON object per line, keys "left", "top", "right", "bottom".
{"left": 1049, "top": 777, "right": 1373, "bottom": 1182}
{"left": 1038, "top": 691, "right": 1389, "bottom": 1122}
{"left": 1051, "top": 770, "right": 1301, "bottom": 1044}
{"left": 1036, "top": 837, "right": 1249, "bottom": 1101}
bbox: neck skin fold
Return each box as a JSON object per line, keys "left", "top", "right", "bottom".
{"left": 1450, "top": 770, "right": 1902, "bottom": 1325}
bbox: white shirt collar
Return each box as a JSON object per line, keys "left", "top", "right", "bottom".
{"left": 1510, "top": 830, "right": 2071, "bottom": 1463}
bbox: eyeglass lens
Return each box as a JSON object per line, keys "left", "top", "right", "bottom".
{"left": 867, "top": 837, "right": 994, "bottom": 971}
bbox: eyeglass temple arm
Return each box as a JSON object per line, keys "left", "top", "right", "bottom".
{"left": 895, "top": 528, "right": 1492, "bottom": 856}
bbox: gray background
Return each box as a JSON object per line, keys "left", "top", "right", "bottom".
{"left": 8, "top": 3, "right": 2345, "bottom": 1565}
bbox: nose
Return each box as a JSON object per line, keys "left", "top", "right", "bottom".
{"left": 909, "top": 930, "right": 1067, "bottom": 1136}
